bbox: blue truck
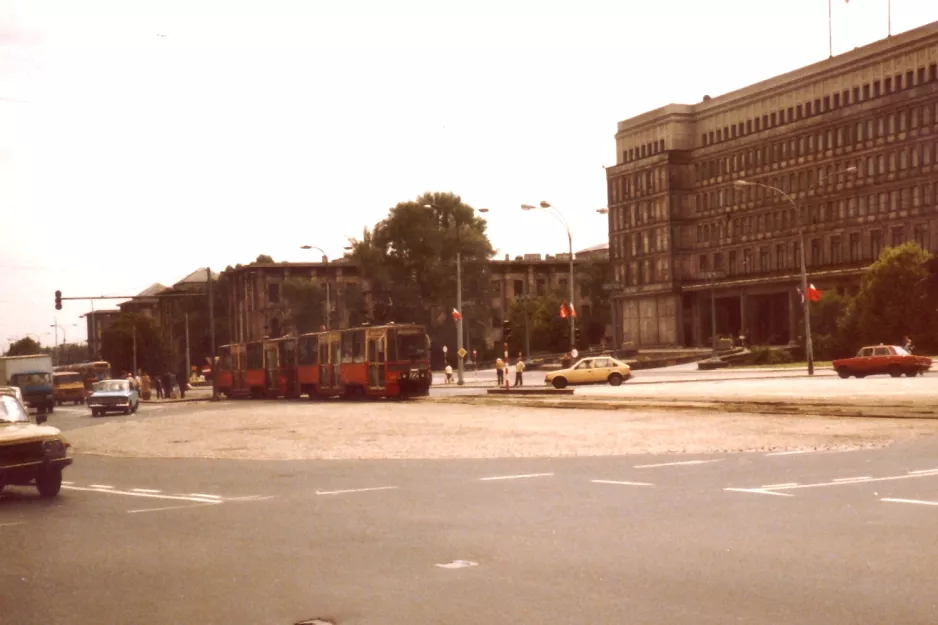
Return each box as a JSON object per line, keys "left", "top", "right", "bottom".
{"left": 0, "top": 354, "right": 56, "bottom": 413}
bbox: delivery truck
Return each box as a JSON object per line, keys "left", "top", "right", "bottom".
{"left": 0, "top": 354, "right": 55, "bottom": 412}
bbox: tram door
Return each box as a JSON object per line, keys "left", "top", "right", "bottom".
{"left": 265, "top": 344, "right": 279, "bottom": 396}
{"left": 318, "top": 337, "right": 331, "bottom": 389}
{"left": 367, "top": 330, "right": 386, "bottom": 390}
{"left": 329, "top": 332, "right": 341, "bottom": 391}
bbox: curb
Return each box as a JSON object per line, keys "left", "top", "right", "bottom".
{"left": 419, "top": 395, "right": 938, "bottom": 420}
{"left": 142, "top": 397, "right": 213, "bottom": 405}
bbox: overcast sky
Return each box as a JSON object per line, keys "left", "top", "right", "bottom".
{"left": 2, "top": 0, "right": 936, "bottom": 348}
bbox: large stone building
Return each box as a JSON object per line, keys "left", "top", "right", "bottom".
{"left": 605, "top": 21, "right": 938, "bottom": 347}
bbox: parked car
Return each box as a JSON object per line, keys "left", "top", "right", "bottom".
{"left": 0, "top": 393, "right": 73, "bottom": 497}
{"left": 0, "top": 385, "right": 24, "bottom": 405}
{"left": 544, "top": 356, "right": 632, "bottom": 389}
{"left": 833, "top": 345, "right": 932, "bottom": 378}
{"left": 87, "top": 379, "right": 139, "bottom": 416}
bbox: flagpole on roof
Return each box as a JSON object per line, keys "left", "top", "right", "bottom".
{"left": 888, "top": 0, "right": 892, "bottom": 37}
{"left": 828, "top": 0, "right": 833, "bottom": 58}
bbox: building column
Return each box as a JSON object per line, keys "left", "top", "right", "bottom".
{"left": 692, "top": 293, "right": 703, "bottom": 347}
{"left": 739, "top": 291, "right": 749, "bottom": 339}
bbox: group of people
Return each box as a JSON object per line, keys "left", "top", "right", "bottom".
{"left": 125, "top": 370, "right": 189, "bottom": 400}
{"left": 494, "top": 353, "right": 525, "bottom": 387}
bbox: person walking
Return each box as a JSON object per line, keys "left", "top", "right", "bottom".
{"left": 514, "top": 353, "right": 525, "bottom": 387}
{"left": 178, "top": 372, "right": 188, "bottom": 399}
{"left": 495, "top": 357, "right": 505, "bottom": 386}
{"left": 561, "top": 352, "right": 572, "bottom": 370}
{"left": 154, "top": 375, "right": 164, "bottom": 400}
{"left": 444, "top": 363, "right": 453, "bottom": 384}
{"left": 903, "top": 335, "right": 914, "bottom": 353}
{"left": 141, "top": 371, "right": 152, "bottom": 401}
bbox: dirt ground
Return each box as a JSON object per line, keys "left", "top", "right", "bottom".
{"left": 65, "top": 401, "right": 938, "bottom": 460}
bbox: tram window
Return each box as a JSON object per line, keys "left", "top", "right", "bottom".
{"left": 298, "top": 336, "right": 318, "bottom": 365}
{"left": 246, "top": 343, "right": 263, "bottom": 369}
{"left": 281, "top": 340, "right": 296, "bottom": 365}
{"left": 341, "top": 332, "right": 354, "bottom": 364}
{"left": 352, "top": 331, "right": 365, "bottom": 363}
{"left": 386, "top": 330, "right": 398, "bottom": 362}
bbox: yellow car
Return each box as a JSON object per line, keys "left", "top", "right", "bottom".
{"left": 544, "top": 356, "right": 632, "bottom": 389}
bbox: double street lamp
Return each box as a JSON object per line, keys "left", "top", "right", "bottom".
{"left": 734, "top": 166, "right": 857, "bottom": 375}
{"left": 299, "top": 245, "right": 332, "bottom": 330}
{"left": 424, "top": 203, "right": 489, "bottom": 387}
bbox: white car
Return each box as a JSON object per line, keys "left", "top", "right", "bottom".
{"left": 0, "top": 385, "right": 24, "bottom": 405}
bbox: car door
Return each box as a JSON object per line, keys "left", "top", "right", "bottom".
{"left": 853, "top": 347, "right": 873, "bottom": 374}
{"left": 871, "top": 347, "right": 891, "bottom": 374}
{"left": 592, "top": 358, "right": 612, "bottom": 383}
{"left": 571, "top": 360, "right": 593, "bottom": 384}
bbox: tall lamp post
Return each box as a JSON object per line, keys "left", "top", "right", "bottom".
{"left": 700, "top": 271, "right": 727, "bottom": 358}
{"left": 522, "top": 201, "right": 576, "bottom": 350}
{"left": 300, "top": 245, "right": 332, "bottom": 329}
{"left": 424, "top": 203, "right": 489, "bottom": 386}
{"left": 734, "top": 166, "right": 856, "bottom": 375}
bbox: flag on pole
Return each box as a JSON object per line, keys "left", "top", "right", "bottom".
{"left": 560, "top": 302, "right": 568, "bottom": 319}
{"left": 807, "top": 284, "right": 823, "bottom": 302}
{"left": 796, "top": 287, "right": 804, "bottom": 304}
{"left": 451, "top": 308, "right": 462, "bottom": 321}
{"left": 570, "top": 304, "right": 577, "bottom": 319}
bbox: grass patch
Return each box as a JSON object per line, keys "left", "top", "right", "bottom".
{"left": 733, "top": 361, "right": 833, "bottom": 369}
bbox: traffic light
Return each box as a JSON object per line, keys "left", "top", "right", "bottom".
{"left": 574, "top": 324, "right": 582, "bottom": 344}
{"left": 502, "top": 319, "right": 512, "bottom": 341}
{"left": 55, "top": 290, "right": 62, "bottom": 310}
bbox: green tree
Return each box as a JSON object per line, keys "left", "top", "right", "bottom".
{"left": 575, "top": 259, "right": 614, "bottom": 347}
{"left": 837, "top": 242, "right": 936, "bottom": 353}
{"left": 281, "top": 278, "right": 327, "bottom": 334}
{"left": 254, "top": 254, "right": 274, "bottom": 264}
{"left": 5, "top": 337, "right": 42, "bottom": 356}
{"left": 507, "top": 292, "right": 572, "bottom": 355}
{"left": 809, "top": 290, "right": 852, "bottom": 360}
{"left": 100, "top": 313, "right": 168, "bottom": 376}
{"left": 345, "top": 192, "right": 495, "bottom": 348}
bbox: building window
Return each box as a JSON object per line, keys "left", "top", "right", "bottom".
{"left": 891, "top": 227, "right": 904, "bottom": 247}
{"left": 811, "top": 239, "right": 822, "bottom": 266}
{"left": 536, "top": 279, "right": 546, "bottom": 295}
{"left": 743, "top": 248, "right": 753, "bottom": 273}
{"left": 513, "top": 280, "right": 524, "bottom": 297}
{"left": 849, "top": 233, "right": 861, "bottom": 262}
{"left": 871, "top": 231, "right": 883, "bottom": 259}
{"left": 831, "top": 236, "right": 843, "bottom": 264}
{"left": 729, "top": 250, "right": 738, "bottom": 274}
{"left": 267, "top": 283, "right": 281, "bottom": 305}
{"left": 699, "top": 254, "right": 708, "bottom": 272}
{"left": 914, "top": 224, "right": 929, "bottom": 250}
{"left": 776, "top": 243, "right": 786, "bottom": 270}
{"left": 759, "top": 247, "right": 770, "bottom": 272}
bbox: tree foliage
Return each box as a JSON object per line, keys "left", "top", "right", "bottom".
{"left": 100, "top": 313, "right": 168, "bottom": 376}
{"left": 281, "top": 278, "right": 327, "bottom": 334}
{"left": 5, "top": 337, "right": 42, "bottom": 357}
{"left": 254, "top": 254, "right": 274, "bottom": 264}
{"left": 837, "top": 243, "right": 936, "bottom": 352}
{"left": 345, "top": 192, "right": 495, "bottom": 350}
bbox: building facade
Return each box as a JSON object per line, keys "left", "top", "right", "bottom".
{"left": 605, "top": 21, "right": 938, "bottom": 347}
{"left": 117, "top": 283, "right": 167, "bottom": 322}
{"left": 227, "top": 261, "right": 363, "bottom": 343}
{"left": 83, "top": 309, "right": 121, "bottom": 361}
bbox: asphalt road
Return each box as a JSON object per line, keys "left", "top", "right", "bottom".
{"left": 3, "top": 422, "right": 938, "bottom": 624}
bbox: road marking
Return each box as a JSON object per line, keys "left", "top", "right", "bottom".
{"left": 833, "top": 476, "right": 871, "bottom": 482}
{"left": 724, "top": 488, "right": 794, "bottom": 497}
{"left": 634, "top": 460, "right": 720, "bottom": 469}
{"left": 127, "top": 502, "right": 220, "bottom": 514}
{"left": 591, "top": 480, "right": 653, "bottom": 487}
{"left": 227, "top": 495, "right": 275, "bottom": 502}
{"left": 761, "top": 483, "right": 798, "bottom": 488}
{"left": 0, "top": 522, "right": 24, "bottom": 528}
{"left": 62, "top": 485, "right": 222, "bottom": 503}
{"left": 89, "top": 484, "right": 113, "bottom": 489}
{"left": 881, "top": 498, "right": 938, "bottom": 507}
{"left": 770, "top": 470, "right": 938, "bottom": 490}
{"left": 62, "top": 481, "right": 74, "bottom": 485}
{"left": 479, "top": 473, "right": 554, "bottom": 481}
{"left": 189, "top": 493, "right": 222, "bottom": 499}
{"left": 765, "top": 450, "right": 814, "bottom": 456}
{"left": 908, "top": 469, "right": 938, "bottom": 474}
{"left": 315, "top": 486, "right": 399, "bottom": 495}
{"left": 131, "top": 488, "right": 162, "bottom": 494}
{"left": 436, "top": 560, "right": 478, "bottom": 569}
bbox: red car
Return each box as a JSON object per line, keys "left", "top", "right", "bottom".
{"left": 833, "top": 345, "right": 932, "bottom": 378}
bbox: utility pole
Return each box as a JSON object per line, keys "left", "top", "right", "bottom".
{"left": 185, "top": 312, "right": 190, "bottom": 385}
{"left": 52, "top": 318, "right": 58, "bottom": 367}
{"left": 132, "top": 325, "right": 138, "bottom": 376}
{"left": 208, "top": 267, "right": 218, "bottom": 401}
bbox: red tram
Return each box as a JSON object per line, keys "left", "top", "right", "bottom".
{"left": 216, "top": 323, "right": 431, "bottom": 400}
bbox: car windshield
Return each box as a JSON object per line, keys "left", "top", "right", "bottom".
{"left": 94, "top": 380, "right": 130, "bottom": 392}
{"left": 12, "top": 372, "right": 51, "bottom": 386}
{"left": 56, "top": 373, "right": 82, "bottom": 385}
{"left": 0, "top": 395, "right": 29, "bottom": 423}
{"left": 396, "top": 331, "right": 429, "bottom": 361}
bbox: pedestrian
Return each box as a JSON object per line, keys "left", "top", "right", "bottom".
{"left": 162, "top": 372, "right": 173, "bottom": 399}
{"left": 444, "top": 363, "right": 453, "bottom": 384}
{"left": 178, "top": 373, "right": 188, "bottom": 399}
{"left": 903, "top": 335, "right": 914, "bottom": 353}
{"left": 141, "top": 371, "right": 152, "bottom": 401}
{"left": 561, "top": 352, "right": 572, "bottom": 370}
{"left": 154, "top": 375, "right": 164, "bottom": 400}
{"left": 495, "top": 357, "right": 505, "bottom": 386}
{"left": 514, "top": 353, "right": 525, "bottom": 387}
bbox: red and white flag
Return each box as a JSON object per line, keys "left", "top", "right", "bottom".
{"left": 451, "top": 308, "right": 462, "bottom": 321}
{"left": 569, "top": 304, "right": 577, "bottom": 319}
{"left": 807, "top": 284, "right": 822, "bottom": 302}
{"left": 560, "top": 302, "right": 568, "bottom": 319}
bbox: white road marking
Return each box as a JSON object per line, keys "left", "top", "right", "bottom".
{"left": 765, "top": 450, "right": 814, "bottom": 456}
{"left": 479, "top": 473, "right": 554, "bottom": 481}
{"left": 436, "top": 560, "right": 478, "bottom": 569}
{"left": 131, "top": 488, "right": 161, "bottom": 494}
{"left": 0, "top": 522, "right": 24, "bottom": 528}
{"left": 833, "top": 476, "right": 871, "bottom": 482}
{"left": 761, "top": 483, "right": 798, "bottom": 488}
{"left": 89, "top": 484, "right": 113, "bottom": 489}
{"left": 189, "top": 493, "right": 222, "bottom": 499}
{"left": 62, "top": 485, "right": 222, "bottom": 503}
{"left": 724, "top": 488, "right": 794, "bottom": 497}
{"left": 127, "top": 502, "right": 220, "bottom": 514}
{"left": 881, "top": 498, "right": 938, "bottom": 507}
{"left": 591, "top": 480, "right": 654, "bottom": 487}
{"left": 315, "top": 486, "right": 399, "bottom": 495}
{"left": 634, "top": 460, "right": 720, "bottom": 469}
{"left": 908, "top": 469, "right": 938, "bottom": 474}
{"left": 62, "top": 481, "right": 74, "bottom": 485}
{"left": 226, "top": 495, "right": 275, "bottom": 502}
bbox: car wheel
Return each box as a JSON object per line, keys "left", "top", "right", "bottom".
{"left": 836, "top": 367, "right": 850, "bottom": 379}
{"left": 608, "top": 373, "right": 624, "bottom": 386}
{"left": 905, "top": 370, "right": 918, "bottom": 377}
{"left": 35, "top": 468, "right": 63, "bottom": 498}
{"left": 888, "top": 365, "right": 902, "bottom": 378}
{"left": 131, "top": 402, "right": 138, "bottom": 413}
{"left": 552, "top": 377, "right": 567, "bottom": 389}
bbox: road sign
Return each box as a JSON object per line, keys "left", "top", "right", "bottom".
{"left": 457, "top": 347, "right": 467, "bottom": 359}
{"left": 571, "top": 348, "right": 579, "bottom": 359}
{"left": 442, "top": 345, "right": 448, "bottom": 353}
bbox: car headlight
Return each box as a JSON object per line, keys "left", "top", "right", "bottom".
{"left": 42, "top": 439, "right": 66, "bottom": 457}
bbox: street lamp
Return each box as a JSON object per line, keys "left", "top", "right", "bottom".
{"left": 521, "top": 201, "right": 576, "bottom": 350}
{"left": 700, "top": 271, "right": 727, "bottom": 358}
{"left": 299, "top": 245, "right": 331, "bottom": 330}
{"left": 734, "top": 166, "right": 856, "bottom": 375}
{"left": 424, "top": 203, "right": 490, "bottom": 386}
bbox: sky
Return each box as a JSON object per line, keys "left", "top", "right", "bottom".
{"left": 3, "top": 0, "right": 937, "bottom": 348}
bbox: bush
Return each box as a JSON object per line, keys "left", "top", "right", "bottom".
{"left": 749, "top": 346, "right": 795, "bottom": 365}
